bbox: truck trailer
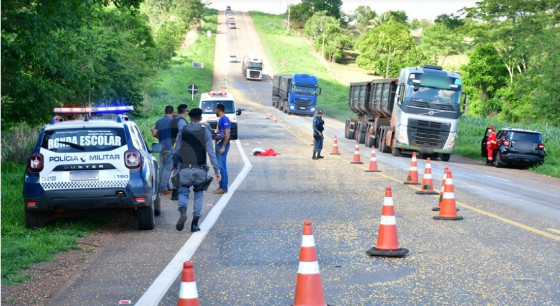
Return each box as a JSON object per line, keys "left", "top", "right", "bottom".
{"left": 345, "top": 65, "right": 468, "bottom": 161}
{"left": 241, "top": 57, "right": 263, "bottom": 80}
{"left": 272, "top": 74, "right": 321, "bottom": 116}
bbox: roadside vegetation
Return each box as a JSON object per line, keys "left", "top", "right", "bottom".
{"left": 250, "top": 4, "right": 559, "bottom": 177}
{"left": 1, "top": 0, "right": 216, "bottom": 284}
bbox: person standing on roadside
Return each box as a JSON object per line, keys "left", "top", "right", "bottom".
{"left": 486, "top": 125, "right": 497, "bottom": 166}
{"left": 213, "top": 104, "right": 230, "bottom": 195}
{"left": 151, "top": 105, "right": 174, "bottom": 194}
{"left": 312, "top": 109, "right": 325, "bottom": 160}
{"left": 172, "top": 108, "right": 221, "bottom": 232}
{"left": 170, "top": 104, "right": 189, "bottom": 200}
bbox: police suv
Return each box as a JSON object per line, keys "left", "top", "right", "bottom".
{"left": 199, "top": 91, "right": 242, "bottom": 139}
{"left": 23, "top": 106, "right": 162, "bottom": 230}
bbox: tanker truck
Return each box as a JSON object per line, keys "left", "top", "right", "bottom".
{"left": 272, "top": 74, "right": 321, "bottom": 116}
{"left": 241, "top": 56, "right": 263, "bottom": 80}
{"left": 345, "top": 65, "right": 468, "bottom": 161}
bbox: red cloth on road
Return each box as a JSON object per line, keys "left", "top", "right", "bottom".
{"left": 256, "top": 149, "right": 279, "bottom": 156}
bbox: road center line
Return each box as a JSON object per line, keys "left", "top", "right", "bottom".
{"left": 135, "top": 140, "right": 252, "bottom": 306}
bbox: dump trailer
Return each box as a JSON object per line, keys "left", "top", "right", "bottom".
{"left": 241, "top": 57, "right": 263, "bottom": 80}
{"left": 271, "top": 74, "right": 321, "bottom": 116}
{"left": 345, "top": 65, "right": 468, "bottom": 161}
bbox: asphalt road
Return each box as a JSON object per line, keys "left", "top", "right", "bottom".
{"left": 49, "top": 10, "right": 560, "bottom": 306}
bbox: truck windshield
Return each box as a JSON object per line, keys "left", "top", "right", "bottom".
{"left": 404, "top": 86, "right": 461, "bottom": 106}
{"left": 201, "top": 100, "right": 235, "bottom": 114}
{"left": 292, "top": 85, "right": 317, "bottom": 96}
{"left": 248, "top": 62, "right": 263, "bottom": 70}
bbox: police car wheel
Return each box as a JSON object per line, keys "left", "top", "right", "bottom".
{"left": 138, "top": 204, "right": 155, "bottom": 230}
{"left": 25, "top": 210, "right": 43, "bottom": 229}
{"left": 154, "top": 195, "right": 161, "bottom": 216}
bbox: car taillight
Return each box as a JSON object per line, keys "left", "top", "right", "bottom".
{"left": 28, "top": 153, "right": 44, "bottom": 173}
{"left": 124, "top": 150, "right": 141, "bottom": 169}
{"left": 503, "top": 140, "right": 511, "bottom": 147}
{"left": 538, "top": 143, "right": 545, "bottom": 150}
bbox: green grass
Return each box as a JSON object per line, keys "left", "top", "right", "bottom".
{"left": 0, "top": 9, "right": 218, "bottom": 285}
{"left": 250, "top": 11, "right": 560, "bottom": 178}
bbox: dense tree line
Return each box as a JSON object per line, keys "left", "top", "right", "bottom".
{"left": 285, "top": 0, "right": 559, "bottom": 124}
{"left": 1, "top": 0, "right": 205, "bottom": 129}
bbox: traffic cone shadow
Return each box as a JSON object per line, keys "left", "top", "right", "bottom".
{"left": 366, "top": 187, "right": 409, "bottom": 257}
{"left": 404, "top": 152, "right": 421, "bottom": 185}
{"left": 293, "top": 220, "right": 328, "bottom": 306}
{"left": 416, "top": 157, "right": 438, "bottom": 195}
{"left": 177, "top": 261, "right": 200, "bottom": 306}
{"left": 365, "top": 146, "right": 381, "bottom": 172}
{"left": 434, "top": 170, "right": 463, "bottom": 220}
{"left": 350, "top": 140, "right": 363, "bottom": 164}
{"left": 330, "top": 135, "right": 341, "bottom": 155}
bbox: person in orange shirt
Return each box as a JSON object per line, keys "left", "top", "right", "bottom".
{"left": 486, "top": 125, "right": 497, "bottom": 166}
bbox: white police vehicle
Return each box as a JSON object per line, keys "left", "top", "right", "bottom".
{"left": 199, "top": 91, "right": 242, "bottom": 139}
{"left": 23, "top": 106, "right": 162, "bottom": 230}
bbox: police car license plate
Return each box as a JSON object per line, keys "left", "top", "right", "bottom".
{"left": 70, "top": 171, "right": 99, "bottom": 181}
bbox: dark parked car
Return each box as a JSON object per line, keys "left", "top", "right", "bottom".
{"left": 482, "top": 127, "right": 546, "bottom": 168}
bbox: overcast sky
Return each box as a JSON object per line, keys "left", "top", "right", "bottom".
{"left": 207, "top": 0, "right": 479, "bottom": 21}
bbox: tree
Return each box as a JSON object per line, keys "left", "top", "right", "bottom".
{"left": 305, "top": 0, "right": 342, "bottom": 20}
{"left": 420, "top": 23, "right": 464, "bottom": 66}
{"left": 434, "top": 14, "right": 465, "bottom": 30}
{"left": 287, "top": 2, "right": 313, "bottom": 29}
{"left": 353, "top": 5, "right": 376, "bottom": 35}
{"left": 304, "top": 11, "right": 351, "bottom": 62}
{"left": 355, "top": 21, "right": 421, "bottom": 77}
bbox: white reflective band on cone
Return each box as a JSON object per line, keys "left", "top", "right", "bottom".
{"left": 380, "top": 215, "right": 397, "bottom": 225}
{"left": 297, "top": 261, "right": 320, "bottom": 274}
{"left": 370, "top": 158, "right": 377, "bottom": 161}
{"left": 443, "top": 193, "right": 455, "bottom": 199}
{"left": 383, "top": 198, "right": 394, "bottom": 206}
{"left": 410, "top": 167, "right": 417, "bottom": 170}
{"left": 424, "top": 174, "right": 432, "bottom": 179}
{"left": 179, "top": 282, "right": 199, "bottom": 299}
{"left": 301, "top": 235, "right": 315, "bottom": 247}
{"left": 446, "top": 179, "right": 453, "bottom": 185}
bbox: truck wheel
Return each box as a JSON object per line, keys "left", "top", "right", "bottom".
{"left": 364, "top": 128, "right": 373, "bottom": 148}
{"left": 138, "top": 203, "right": 155, "bottom": 230}
{"left": 25, "top": 210, "right": 43, "bottom": 229}
{"left": 357, "top": 123, "right": 366, "bottom": 144}
{"left": 381, "top": 131, "right": 391, "bottom": 153}
{"left": 392, "top": 147, "right": 401, "bottom": 157}
{"left": 272, "top": 97, "right": 276, "bottom": 108}
{"left": 345, "top": 123, "right": 354, "bottom": 139}
{"left": 441, "top": 153, "right": 451, "bottom": 162}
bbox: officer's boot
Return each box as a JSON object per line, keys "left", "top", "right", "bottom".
{"left": 171, "top": 188, "right": 179, "bottom": 201}
{"left": 191, "top": 216, "right": 200, "bottom": 232}
{"left": 312, "top": 152, "right": 317, "bottom": 160}
{"left": 176, "top": 207, "right": 187, "bottom": 231}
{"left": 317, "top": 151, "right": 324, "bottom": 159}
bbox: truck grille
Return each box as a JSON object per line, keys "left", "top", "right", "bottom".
{"left": 295, "top": 99, "right": 312, "bottom": 106}
{"left": 407, "top": 120, "right": 449, "bottom": 148}
{"left": 250, "top": 71, "right": 261, "bottom": 78}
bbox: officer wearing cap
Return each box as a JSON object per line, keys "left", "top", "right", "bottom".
{"left": 172, "top": 108, "right": 221, "bottom": 232}
{"left": 312, "top": 109, "right": 325, "bottom": 160}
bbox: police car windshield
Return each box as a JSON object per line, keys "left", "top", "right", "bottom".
{"left": 201, "top": 100, "right": 235, "bottom": 114}
{"left": 42, "top": 128, "right": 127, "bottom": 153}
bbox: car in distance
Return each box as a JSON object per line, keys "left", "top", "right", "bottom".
{"left": 482, "top": 126, "right": 546, "bottom": 168}
{"left": 229, "top": 54, "right": 238, "bottom": 63}
{"left": 23, "top": 106, "right": 162, "bottom": 230}
{"left": 228, "top": 21, "right": 236, "bottom": 29}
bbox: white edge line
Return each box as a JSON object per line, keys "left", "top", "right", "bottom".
{"left": 136, "top": 140, "right": 252, "bottom": 306}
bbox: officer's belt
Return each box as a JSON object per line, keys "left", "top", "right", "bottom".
{"left": 181, "top": 164, "right": 208, "bottom": 169}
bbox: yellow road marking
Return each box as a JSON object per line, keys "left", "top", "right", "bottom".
{"left": 547, "top": 228, "right": 560, "bottom": 235}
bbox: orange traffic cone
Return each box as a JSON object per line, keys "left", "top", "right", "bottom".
{"left": 365, "top": 146, "right": 381, "bottom": 172}
{"left": 367, "top": 187, "right": 409, "bottom": 257}
{"left": 294, "top": 220, "right": 327, "bottom": 306}
{"left": 350, "top": 140, "right": 363, "bottom": 164}
{"left": 416, "top": 157, "right": 438, "bottom": 195}
{"left": 403, "top": 152, "right": 420, "bottom": 185}
{"left": 434, "top": 170, "right": 463, "bottom": 220}
{"left": 432, "top": 167, "right": 449, "bottom": 211}
{"left": 329, "top": 135, "right": 341, "bottom": 155}
{"left": 177, "top": 261, "right": 200, "bottom": 306}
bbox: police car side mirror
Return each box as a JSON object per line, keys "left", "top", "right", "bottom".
{"left": 151, "top": 143, "right": 163, "bottom": 153}
{"left": 236, "top": 108, "right": 242, "bottom": 116}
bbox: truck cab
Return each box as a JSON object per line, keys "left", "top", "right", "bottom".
{"left": 284, "top": 74, "right": 321, "bottom": 116}
{"left": 199, "top": 91, "right": 241, "bottom": 139}
{"left": 242, "top": 57, "right": 263, "bottom": 80}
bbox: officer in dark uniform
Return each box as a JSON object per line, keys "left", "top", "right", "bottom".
{"left": 172, "top": 108, "right": 221, "bottom": 232}
{"left": 312, "top": 109, "right": 325, "bottom": 160}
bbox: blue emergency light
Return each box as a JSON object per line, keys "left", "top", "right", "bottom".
{"left": 51, "top": 106, "right": 134, "bottom": 123}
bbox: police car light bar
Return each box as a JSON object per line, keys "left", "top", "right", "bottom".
{"left": 208, "top": 91, "right": 227, "bottom": 96}
{"left": 54, "top": 106, "right": 134, "bottom": 114}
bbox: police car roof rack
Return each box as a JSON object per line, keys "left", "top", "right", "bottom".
{"left": 52, "top": 106, "right": 134, "bottom": 123}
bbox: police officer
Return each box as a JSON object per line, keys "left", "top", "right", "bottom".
{"left": 172, "top": 108, "right": 221, "bottom": 232}
{"left": 486, "top": 125, "right": 497, "bottom": 166}
{"left": 170, "top": 104, "right": 189, "bottom": 200}
{"left": 312, "top": 110, "right": 325, "bottom": 160}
